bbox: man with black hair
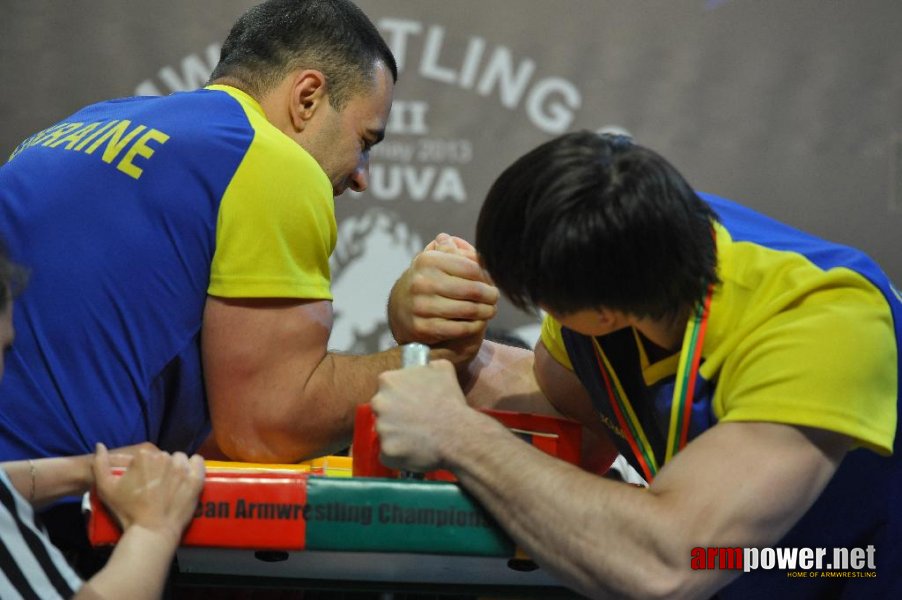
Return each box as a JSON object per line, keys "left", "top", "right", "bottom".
{"left": 1, "top": 0, "right": 493, "bottom": 571}
{"left": 1, "top": 0, "right": 402, "bottom": 465}
{"left": 380, "top": 132, "right": 901, "bottom": 598}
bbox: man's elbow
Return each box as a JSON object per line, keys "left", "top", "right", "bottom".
{"left": 572, "top": 550, "right": 707, "bottom": 600}
{"left": 212, "top": 425, "right": 301, "bottom": 463}
{"left": 211, "top": 411, "right": 351, "bottom": 463}
{"left": 576, "top": 570, "right": 694, "bottom": 600}
{"left": 612, "top": 564, "right": 728, "bottom": 600}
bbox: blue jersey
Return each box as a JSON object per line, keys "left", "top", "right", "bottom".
{"left": 0, "top": 86, "right": 335, "bottom": 460}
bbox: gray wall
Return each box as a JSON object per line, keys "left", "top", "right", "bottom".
{"left": 3, "top": 0, "right": 900, "bottom": 350}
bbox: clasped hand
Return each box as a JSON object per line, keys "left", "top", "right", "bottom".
{"left": 388, "top": 233, "right": 499, "bottom": 364}
{"left": 92, "top": 443, "right": 205, "bottom": 544}
{"left": 372, "top": 359, "right": 473, "bottom": 473}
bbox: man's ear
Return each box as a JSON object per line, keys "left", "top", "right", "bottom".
{"left": 288, "top": 69, "right": 328, "bottom": 131}
{"left": 596, "top": 307, "right": 629, "bottom": 330}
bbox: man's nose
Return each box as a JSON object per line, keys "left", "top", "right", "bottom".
{"left": 349, "top": 164, "right": 369, "bottom": 193}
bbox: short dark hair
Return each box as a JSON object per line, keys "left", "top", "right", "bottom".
{"left": 475, "top": 131, "right": 719, "bottom": 319}
{"left": 0, "top": 240, "right": 28, "bottom": 313}
{"left": 209, "top": 0, "right": 398, "bottom": 109}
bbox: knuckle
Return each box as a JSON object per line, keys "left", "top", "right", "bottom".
{"left": 460, "top": 302, "right": 487, "bottom": 320}
{"left": 379, "top": 438, "right": 402, "bottom": 458}
{"left": 410, "top": 296, "right": 429, "bottom": 316}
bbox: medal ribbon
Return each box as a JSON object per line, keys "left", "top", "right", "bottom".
{"left": 591, "top": 284, "right": 714, "bottom": 482}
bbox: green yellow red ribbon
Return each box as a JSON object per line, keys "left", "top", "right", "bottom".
{"left": 591, "top": 284, "right": 714, "bottom": 482}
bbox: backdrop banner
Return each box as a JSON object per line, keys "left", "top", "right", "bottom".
{"left": 3, "top": 0, "right": 901, "bottom": 351}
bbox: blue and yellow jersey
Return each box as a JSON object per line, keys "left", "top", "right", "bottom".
{"left": 542, "top": 193, "right": 901, "bottom": 595}
{"left": 0, "top": 86, "right": 335, "bottom": 460}
{"left": 542, "top": 193, "right": 899, "bottom": 464}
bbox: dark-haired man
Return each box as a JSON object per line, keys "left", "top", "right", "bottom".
{"left": 380, "top": 132, "right": 901, "bottom": 598}
{"left": 0, "top": 0, "right": 493, "bottom": 569}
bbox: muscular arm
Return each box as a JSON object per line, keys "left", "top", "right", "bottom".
{"left": 202, "top": 296, "right": 402, "bottom": 462}
{"left": 373, "top": 362, "right": 850, "bottom": 599}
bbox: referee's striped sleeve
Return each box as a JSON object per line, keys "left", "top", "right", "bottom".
{"left": 0, "top": 470, "right": 83, "bottom": 599}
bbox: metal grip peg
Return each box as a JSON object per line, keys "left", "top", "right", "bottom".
{"left": 401, "top": 342, "right": 430, "bottom": 369}
{"left": 399, "top": 343, "right": 429, "bottom": 479}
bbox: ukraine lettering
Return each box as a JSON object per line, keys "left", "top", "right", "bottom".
{"left": 8, "top": 119, "right": 170, "bottom": 180}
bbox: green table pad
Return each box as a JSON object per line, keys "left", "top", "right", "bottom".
{"left": 305, "top": 476, "right": 515, "bottom": 556}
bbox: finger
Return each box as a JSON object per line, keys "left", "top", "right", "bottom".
{"left": 436, "top": 235, "right": 461, "bottom": 255}
{"left": 411, "top": 294, "right": 497, "bottom": 321}
{"left": 112, "top": 441, "right": 158, "bottom": 457}
{"left": 448, "top": 236, "right": 475, "bottom": 252}
{"left": 177, "top": 454, "right": 205, "bottom": 496}
{"left": 448, "top": 236, "right": 478, "bottom": 261}
{"left": 171, "top": 451, "right": 190, "bottom": 467}
{"left": 107, "top": 452, "right": 135, "bottom": 468}
{"left": 430, "top": 359, "right": 458, "bottom": 377}
{"left": 413, "top": 270, "right": 499, "bottom": 306}
{"left": 188, "top": 454, "right": 206, "bottom": 479}
{"left": 424, "top": 233, "right": 451, "bottom": 252}
{"left": 428, "top": 252, "right": 498, "bottom": 300}
{"left": 417, "top": 250, "right": 487, "bottom": 282}
{"left": 92, "top": 442, "right": 112, "bottom": 490}
{"left": 405, "top": 315, "right": 488, "bottom": 343}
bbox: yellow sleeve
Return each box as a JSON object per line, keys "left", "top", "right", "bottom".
{"left": 208, "top": 111, "right": 336, "bottom": 300}
{"left": 714, "top": 279, "right": 897, "bottom": 455}
{"left": 540, "top": 314, "right": 574, "bottom": 371}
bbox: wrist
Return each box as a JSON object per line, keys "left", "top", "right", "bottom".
{"left": 438, "top": 406, "right": 504, "bottom": 471}
{"left": 123, "top": 522, "right": 183, "bottom": 551}
{"left": 78, "top": 453, "right": 96, "bottom": 491}
{"left": 32, "top": 454, "right": 95, "bottom": 505}
{"left": 386, "top": 279, "right": 410, "bottom": 345}
{"left": 456, "top": 341, "right": 488, "bottom": 393}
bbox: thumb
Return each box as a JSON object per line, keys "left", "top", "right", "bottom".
{"left": 92, "top": 442, "right": 113, "bottom": 491}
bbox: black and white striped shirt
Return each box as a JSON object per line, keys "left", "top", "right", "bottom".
{"left": 0, "top": 469, "right": 82, "bottom": 599}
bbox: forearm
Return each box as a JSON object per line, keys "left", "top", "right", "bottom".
{"left": 374, "top": 362, "right": 848, "bottom": 599}
{"left": 441, "top": 411, "right": 693, "bottom": 599}
{"left": 387, "top": 276, "right": 413, "bottom": 344}
{"left": 2, "top": 455, "right": 93, "bottom": 507}
{"left": 205, "top": 296, "right": 407, "bottom": 463}
{"left": 459, "top": 341, "right": 558, "bottom": 414}
{"left": 215, "top": 346, "right": 403, "bottom": 462}
{"left": 300, "top": 347, "right": 403, "bottom": 455}
{"left": 76, "top": 525, "right": 179, "bottom": 600}
{"left": 443, "top": 415, "right": 847, "bottom": 599}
